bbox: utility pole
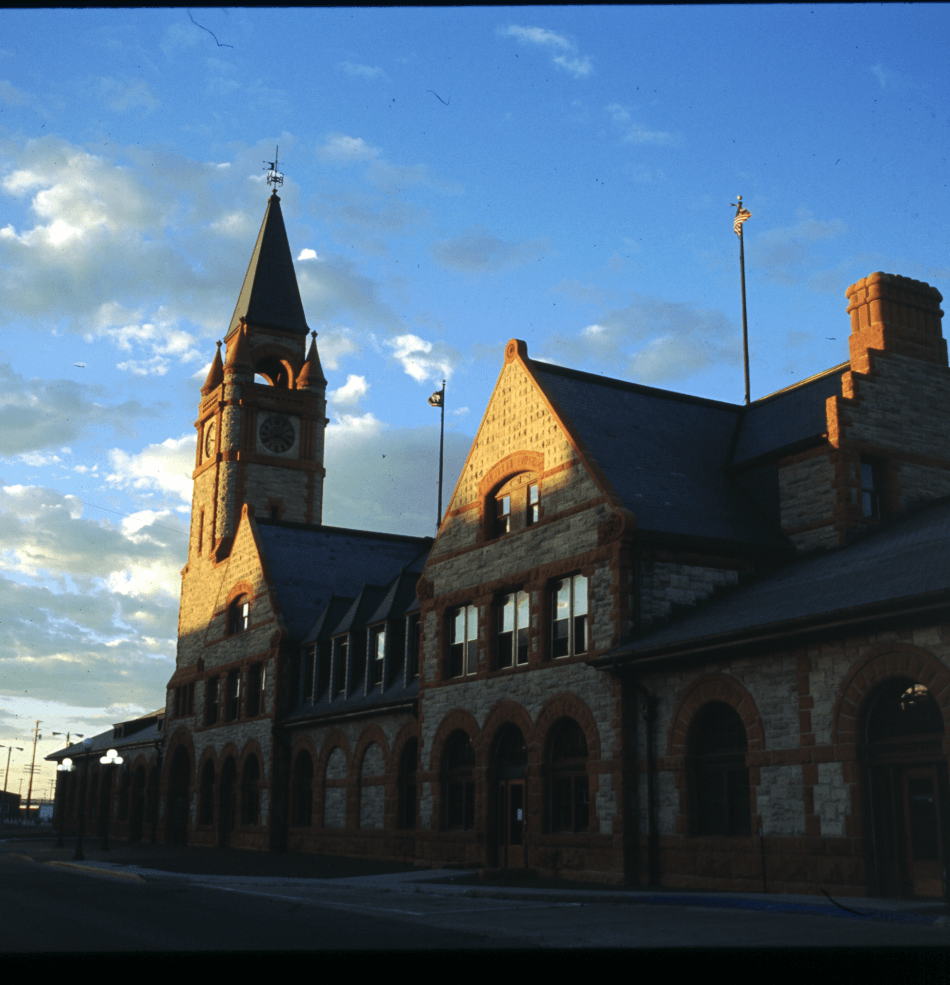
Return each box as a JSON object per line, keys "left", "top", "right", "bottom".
{"left": 24, "top": 720, "right": 41, "bottom": 816}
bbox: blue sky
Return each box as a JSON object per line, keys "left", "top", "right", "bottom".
{"left": 1, "top": 5, "right": 948, "bottom": 791}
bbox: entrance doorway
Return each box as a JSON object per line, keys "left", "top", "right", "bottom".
{"left": 864, "top": 678, "right": 949, "bottom": 898}
{"left": 493, "top": 725, "right": 527, "bottom": 868}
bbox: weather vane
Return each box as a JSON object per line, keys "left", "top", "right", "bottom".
{"left": 264, "top": 146, "right": 284, "bottom": 191}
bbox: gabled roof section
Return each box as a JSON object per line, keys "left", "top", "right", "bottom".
{"left": 335, "top": 584, "right": 389, "bottom": 635}
{"left": 731, "top": 364, "right": 845, "bottom": 467}
{"left": 227, "top": 192, "right": 310, "bottom": 338}
{"left": 603, "top": 496, "right": 950, "bottom": 662}
{"left": 366, "top": 567, "right": 423, "bottom": 626}
{"left": 255, "top": 521, "right": 431, "bottom": 640}
{"left": 528, "top": 358, "right": 783, "bottom": 549}
{"left": 302, "top": 595, "right": 356, "bottom": 646}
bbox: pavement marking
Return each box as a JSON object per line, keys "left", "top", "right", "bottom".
{"left": 203, "top": 883, "right": 583, "bottom": 918}
{"left": 45, "top": 861, "right": 146, "bottom": 883}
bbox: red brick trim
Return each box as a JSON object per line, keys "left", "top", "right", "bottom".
{"left": 831, "top": 642, "right": 950, "bottom": 746}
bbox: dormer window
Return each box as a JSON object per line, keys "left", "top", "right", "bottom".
{"left": 228, "top": 596, "right": 250, "bottom": 636}
{"left": 861, "top": 460, "right": 881, "bottom": 519}
{"left": 490, "top": 473, "right": 540, "bottom": 538}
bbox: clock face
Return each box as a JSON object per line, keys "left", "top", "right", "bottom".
{"left": 260, "top": 414, "right": 295, "bottom": 454}
{"left": 204, "top": 421, "right": 216, "bottom": 458}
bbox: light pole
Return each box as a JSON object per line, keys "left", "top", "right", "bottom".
{"left": 56, "top": 757, "right": 76, "bottom": 848}
{"left": 73, "top": 738, "right": 93, "bottom": 861}
{"left": 0, "top": 744, "right": 24, "bottom": 825}
{"left": 98, "top": 749, "right": 123, "bottom": 850}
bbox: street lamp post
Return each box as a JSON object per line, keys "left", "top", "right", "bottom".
{"left": 55, "top": 758, "right": 76, "bottom": 848}
{"left": 98, "top": 749, "right": 123, "bottom": 851}
{"left": 73, "top": 738, "right": 93, "bottom": 862}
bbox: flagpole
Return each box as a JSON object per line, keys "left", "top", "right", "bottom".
{"left": 732, "top": 195, "right": 752, "bottom": 405}
{"left": 437, "top": 380, "right": 445, "bottom": 531}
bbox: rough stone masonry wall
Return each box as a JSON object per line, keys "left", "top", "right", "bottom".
{"left": 638, "top": 561, "right": 740, "bottom": 625}
{"left": 779, "top": 452, "right": 839, "bottom": 553}
{"left": 434, "top": 357, "right": 603, "bottom": 559}
{"left": 840, "top": 353, "right": 950, "bottom": 511}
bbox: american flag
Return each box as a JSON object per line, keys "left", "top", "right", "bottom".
{"left": 734, "top": 207, "right": 751, "bottom": 237}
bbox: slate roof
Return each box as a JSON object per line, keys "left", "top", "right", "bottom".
{"left": 255, "top": 521, "right": 430, "bottom": 641}
{"left": 46, "top": 711, "right": 165, "bottom": 763}
{"left": 602, "top": 496, "right": 950, "bottom": 663}
{"left": 731, "top": 364, "right": 845, "bottom": 467}
{"left": 531, "top": 363, "right": 784, "bottom": 549}
{"left": 227, "top": 192, "right": 310, "bottom": 337}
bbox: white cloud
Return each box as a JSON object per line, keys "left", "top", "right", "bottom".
{"left": 317, "top": 133, "right": 381, "bottom": 164}
{"left": 298, "top": 248, "right": 319, "bottom": 261}
{"left": 340, "top": 62, "right": 389, "bottom": 82}
{"left": 98, "top": 76, "right": 159, "bottom": 114}
{"left": 329, "top": 374, "right": 368, "bottom": 407}
{"left": 605, "top": 104, "right": 680, "bottom": 146}
{"left": 317, "top": 328, "right": 360, "bottom": 371}
{"left": 385, "top": 334, "right": 458, "bottom": 385}
{"left": 499, "top": 25, "right": 592, "bottom": 78}
{"left": 105, "top": 435, "right": 195, "bottom": 505}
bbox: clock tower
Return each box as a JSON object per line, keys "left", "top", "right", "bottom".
{"left": 188, "top": 189, "right": 328, "bottom": 569}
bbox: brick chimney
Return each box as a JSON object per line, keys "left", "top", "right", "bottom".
{"left": 845, "top": 272, "right": 946, "bottom": 372}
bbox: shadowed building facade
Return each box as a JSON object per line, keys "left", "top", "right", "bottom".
{"left": 50, "top": 193, "right": 950, "bottom": 899}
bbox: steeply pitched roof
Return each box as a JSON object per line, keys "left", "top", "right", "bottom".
{"left": 227, "top": 192, "right": 310, "bottom": 337}
{"left": 255, "top": 521, "right": 430, "bottom": 640}
{"left": 531, "top": 362, "right": 784, "bottom": 549}
{"left": 731, "top": 365, "right": 844, "bottom": 467}
{"left": 604, "top": 496, "right": 950, "bottom": 662}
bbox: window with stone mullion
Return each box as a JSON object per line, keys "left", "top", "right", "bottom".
{"left": 552, "top": 574, "right": 588, "bottom": 658}
{"left": 449, "top": 605, "right": 478, "bottom": 677}
{"left": 497, "top": 591, "right": 529, "bottom": 669}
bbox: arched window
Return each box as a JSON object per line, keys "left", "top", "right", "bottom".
{"left": 444, "top": 731, "right": 475, "bottom": 831}
{"left": 291, "top": 751, "right": 313, "bottom": 827}
{"left": 228, "top": 595, "right": 249, "bottom": 636}
{"left": 241, "top": 755, "right": 260, "bottom": 826}
{"left": 490, "top": 472, "right": 540, "bottom": 538}
{"left": 549, "top": 719, "right": 589, "bottom": 833}
{"left": 199, "top": 761, "right": 215, "bottom": 825}
{"left": 690, "top": 702, "right": 750, "bottom": 836}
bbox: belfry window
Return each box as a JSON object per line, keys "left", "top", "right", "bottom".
{"left": 552, "top": 574, "right": 588, "bottom": 658}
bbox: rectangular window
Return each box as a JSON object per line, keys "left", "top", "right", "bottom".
{"left": 303, "top": 645, "right": 315, "bottom": 702}
{"left": 316, "top": 641, "right": 331, "bottom": 699}
{"left": 552, "top": 574, "right": 588, "bottom": 658}
{"left": 226, "top": 669, "right": 241, "bottom": 721}
{"left": 527, "top": 483, "right": 539, "bottom": 526}
{"left": 372, "top": 627, "right": 386, "bottom": 687}
{"left": 449, "top": 605, "right": 478, "bottom": 677}
{"left": 333, "top": 636, "right": 348, "bottom": 696}
{"left": 495, "top": 495, "right": 510, "bottom": 536}
{"left": 204, "top": 677, "right": 219, "bottom": 725}
{"left": 497, "top": 591, "right": 530, "bottom": 669}
{"left": 247, "top": 663, "right": 264, "bottom": 717}
{"left": 861, "top": 460, "right": 881, "bottom": 519}
{"left": 407, "top": 615, "right": 421, "bottom": 682}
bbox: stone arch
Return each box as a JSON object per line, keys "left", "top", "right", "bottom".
{"left": 481, "top": 701, "right": 536, "bottom": 761}
{"left": 319, "top": 731, "right": 351, "bottom": 831}
{"left": 428, "top": 709, "right": 480, "bottom": 772}
{"left": 831, "top": 643, "right": 950, "bottom": 747}
{"left": 667, "top": 673, "right": 765, "bottom": 760}
{"left": 353, "top": 725, "right": 391, "bottom": 777}
{"left": 536, "top": 693, "right": 602, "bottom": 764}
{"left": 252, "top": 346, "right": 301, "bottom": 388}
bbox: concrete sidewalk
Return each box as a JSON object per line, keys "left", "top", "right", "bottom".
{"left": 5, "top": 835, "right": 948, "bottom": 927}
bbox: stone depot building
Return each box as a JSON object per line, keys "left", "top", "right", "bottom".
{"left": 50, "top": 190, "right": 950, "bottom": 900}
